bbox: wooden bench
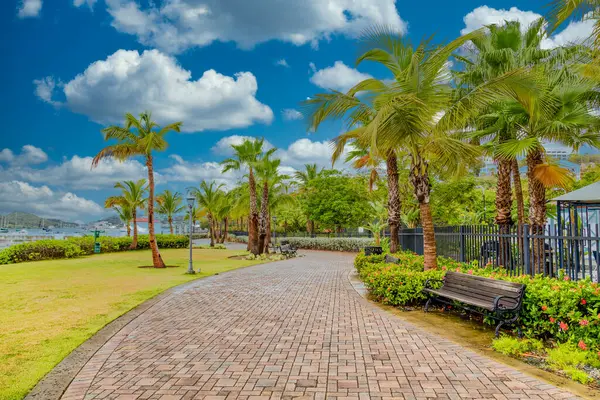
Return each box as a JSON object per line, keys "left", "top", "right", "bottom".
{"left": 423, "top": 272, "right": 526, "bottom": 337}
{"left": 364, "top": 246, "right": 383, "bottom": 256}
{"left": 279, "top": 244, "right": 297, "bottom": 258}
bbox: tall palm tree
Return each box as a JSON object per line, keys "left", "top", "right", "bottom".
{"left": 221, "top": 138, "right": 266, "bottom": 255}
{"left": 495, "top": 70, "right": 600, "bottom": 270}
{"left": 324, "top": 27, "right": 536, "bottom": 269}
{"left": 302, "top": 80, "right": 404, "bottom": 254}
{"left": 293, "top": 163, "right": 323, "bottom": 234}
{"left": 156, "top": 190, "right": 185, "bottom": 234}
{"left": 190, "top": 181, "right": 225, "bottom": 248}
{"left": 93, "top": 112, "right": 182, "bottom": 268}
{"left": 104, "top": 179, "right": 147, "bottom": 249}
{"left": 256, "top": 155, "right": 288, "bottom": 253}
{"left": 344, "top": 142, "right": 381, "bottom": 192}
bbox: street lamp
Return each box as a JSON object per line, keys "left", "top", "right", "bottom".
{"left": 186, "top": 193, "right": 196, "bottom": 274}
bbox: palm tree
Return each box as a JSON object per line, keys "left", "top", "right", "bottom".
{"left": 104, "top": 179, "right": 147, "bottom": 249}
{"left": 293, "top": 164, "right": 323, "bottom": 234}
{"left": 302, "top": 81, "right": 404, "bottom": 254}
{"left": 106, "top": 203, "right": 133, "bottom": 237}
{"left": 156, "top": 190, "right": 185, "bottom": 234}
{"left": 93, "top": 112, "right": 182, "bottom": 268}
{"left": 221, "top": 138, "right": 266, "bottom": 255}
{"left": 255, "top": 154, "right": 288, "bottom": 253}
{"left": 495, "top": 70, "right": 600, "bottom": 270}
{"left": 190, "top": 181, "right": 225, "bottom": 247}
{"left": 324, "top": 27, "right": 536, "bottom": 269}
{"left": 345, "top": 142, "right": 381, "bottom": 192}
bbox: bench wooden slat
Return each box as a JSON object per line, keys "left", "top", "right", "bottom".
{"left": 442, "top": 281, "right": 519, "bottom": 300}
{"left": 444, "top": 272, "right": 523, "bottom": 293}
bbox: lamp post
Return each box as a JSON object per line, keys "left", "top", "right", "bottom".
{"left": 186, "top": 194, "right": 196, "bottom": 274}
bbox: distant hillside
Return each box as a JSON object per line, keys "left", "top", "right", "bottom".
{"left": 0, "top": 212, "right": 79, "bottom": 228}
{"left": 90, "top": 214, "right": 122, "bottom": 226}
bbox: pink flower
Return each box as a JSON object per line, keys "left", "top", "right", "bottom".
{"left": 559, "top": 321, "right": 569, "bottom": 331}
{"left": 455, "top": 268, "right": 460, "bottom": 272}
{"left": 579, "top": 320, "right": 589, "bottom": 326}
{"left": 581, "top": 299, "right": 587, "bottom": 305}
{"left": 549, "top": 317, "right": 556, "bottom": 323}
{"left": 442, "top": 266, "right": 447, "bottom": 271}
{"left": 541, "top": 305, "right": 548, "bottom": 311}
{"left": 578, "top": 340, "right": 587, "bottom": 351}
{"left": 467, "top": 270, "right": 474, "bottom": 275}
{"left": 564, "top": 276, "right": 570, "bottom": 281}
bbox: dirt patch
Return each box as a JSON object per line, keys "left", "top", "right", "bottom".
{"left": 228, "top": 255, "right": 247, "bottom": 260}
{"left": 137, "top": 265, "right": 180, "bottom": 269}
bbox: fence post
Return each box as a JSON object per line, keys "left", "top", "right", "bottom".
{"left": 523, "top": 224, "right": 530, "bottom": 275}
{"left": 459, "top": 226, "right": 466, "bottom": 262}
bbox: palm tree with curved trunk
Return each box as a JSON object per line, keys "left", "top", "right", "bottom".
{"left": 221, "top": 138, "right": 266, "bottom": 255}
{"left": 191, "top": 181, "right": 226, "bottom": 248}
{"left": 92, "top": 112, "right": 182, "bottom": 268}
{"left": 105, "top": 179, "right": 147, "bottom": 248}
{"left": 293, "top": 163, "right": 323, "bottom": 234}
{"left": 156, "top": 190, "right": 185, "bottom": 234}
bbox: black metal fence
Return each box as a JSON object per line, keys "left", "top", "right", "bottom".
{"left": 399, "top": 224, "right": 600, "bottom": 282}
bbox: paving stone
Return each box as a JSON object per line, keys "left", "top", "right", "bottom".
{"left": 60, "top": 251, "right": 581, "bottom": 400}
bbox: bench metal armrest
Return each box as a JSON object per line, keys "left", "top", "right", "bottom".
{"left": 492, "top": 294, "right": 521, "bottom": 312}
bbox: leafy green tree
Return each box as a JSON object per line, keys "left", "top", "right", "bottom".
{"left": 93, "top": 112, "right": 181, "bottom": 268}
{"left": 293, "top": 163, "right": 323, "bottom": 234}
{"left": 221, "top": 138, "right": 267, "bottom": 254}
{"left": 156, "top": 190, "right": 185, "bottom": 234}
{"left": 104, "top": 179, "right": 147, "bottom": 249}
{"left": 255, "top": 154, "right": 287, "bottom": 253}
{"left": 301, "top": 174, "right": 371, "bottom": 232}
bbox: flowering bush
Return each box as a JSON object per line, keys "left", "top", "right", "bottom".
{"left": 356, "top": 251, "right": 600, "bottom": 352}
{"left": 0, "top": 240, "right": 84, "bottom": 263}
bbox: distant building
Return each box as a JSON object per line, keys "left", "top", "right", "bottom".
{"left": 479, "top": 157, "right": 497, "bottom": 176}
{"left": 546, "top": 148, "right": 571, "bottom": 161}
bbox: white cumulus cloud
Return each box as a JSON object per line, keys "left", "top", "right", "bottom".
{"left": 275, "top": 59, "right": 290, "bottom": 68}
{"left": 103, "top": 0, "right": 406, "bottom": 53}
{"left": 35, "top": 49, "right": 273, "bottom": 133}
{"left": 0, "top": 181, "right": 104, "bottom": 222}
{"left": 17, "top": 0, "right": 42, "bottom": 18}
{"left": 161, "top": 156, "right": 243, "bottom": 188}
{"left": 461, "top": 6, "right": 594, "bottom": 49}
{"left": 310, "top": 61, "right": 372, "bottom": 92}
{"left": 276, "top": 138, "right": 350, "bottom": 169}
{"left": 0, "top": 145, "right": 48, "bottom": 166}
{"left": 282, "top": 109, "right": 303, "bottom": 121}
{"left": 0, "top": 155, "right": 149, "bottom": 190}
{"left": 73, "top": 0, "right": 97, "bottom": 8}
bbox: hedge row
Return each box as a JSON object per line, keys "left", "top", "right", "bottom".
{"left": 0, "top": 234, "right": 189, "bottom": 264}
{"left": 233, "top": 236, "right": 373, "bottom": 252}
{"left": 355, "top": 251, "right": 600, "bottom": 351}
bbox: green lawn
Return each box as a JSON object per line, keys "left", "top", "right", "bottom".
{"left": 0, "top": 248, "right": 259, "bottom": 400}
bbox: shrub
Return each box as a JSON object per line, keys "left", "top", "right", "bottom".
{"left": 492, "top": 336, "right": 543, "bottom": 357}
{"left": 281, "top": 237, "right": 372, "bottom": 252}
{"left": 0, "top": 240, "right": 84, "bottom": 263}
{"left": 0, "top": 234, "right": 190, "bottom": 264}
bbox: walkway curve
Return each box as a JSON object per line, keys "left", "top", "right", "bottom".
{"left": 60, "top": 251, "right": 579, "bottom": 400}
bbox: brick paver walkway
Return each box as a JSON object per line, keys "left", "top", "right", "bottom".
{"left": 61, "top": 251, "right": 579, "bottom": 400}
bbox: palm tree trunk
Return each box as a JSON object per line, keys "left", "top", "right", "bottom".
{"left": 127, "top": 221, "right": 131, "bottom": 237}
{"left": 264, "top": 211, "right": 271, "bottom": 254}
{"left": 527, "top": 149, "right": 546, "bottom": 274}
{"left": 168, "top": 216, "right": 174, "bottom": 235}
{"left": 222, "top": 217, "right": 229, "bottom": 243}
{"left": 208, "top": 214, "right": 215, "bottom": 247}
{"left": 512, "top": 157, "right": 525, "bottom": 260}
{"left": 146, "top": 155, "right": 165, "bottom": 268}
{"left": 248, "top": 168, "right": 260, "bottom": 255}
{"left": 495, "top": 158, "right": 512, "bottom": 267}
{"left": 386, "top": 151, "right": 400, "bottom": 253}
{"left": 130, "top": 208, "right": 138, "bottom": 249}
{"left": 258, "top": 182, "right": 269, "bottom": 254}
{"left": 410, "top": 155, "right": 437, "bottom": 270}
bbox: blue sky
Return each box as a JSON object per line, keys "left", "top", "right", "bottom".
{"left": 0, "top": 0, "right": 595, "bottom": 222}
